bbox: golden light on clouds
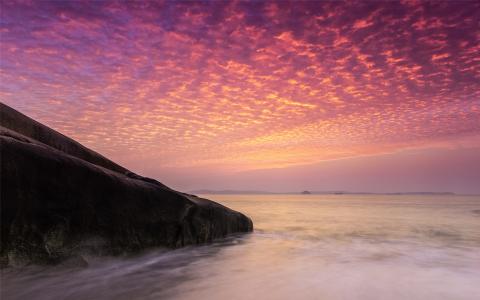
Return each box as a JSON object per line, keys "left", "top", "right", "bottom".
{"left": 1, "top": 1, "right": 479, "bottom": 190}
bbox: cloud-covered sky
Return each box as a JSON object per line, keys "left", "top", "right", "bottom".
{"left": 1, "top": 1, "right": 479, "bottom": 193}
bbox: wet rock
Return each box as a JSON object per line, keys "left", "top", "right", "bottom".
{"left": 0, "top": 103, "right": 253, "bottom": 266}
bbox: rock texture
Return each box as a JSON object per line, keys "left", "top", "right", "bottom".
{"left": 0, "top": 103, "right": 253, "bottom": 267}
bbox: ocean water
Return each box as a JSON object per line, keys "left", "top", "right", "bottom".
{"left": 2, "top": 194, "right": 480, "bottom": 300}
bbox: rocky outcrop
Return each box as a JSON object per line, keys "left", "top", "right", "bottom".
{"left": 0, "top": 103, "right": 253, "bottom": 267}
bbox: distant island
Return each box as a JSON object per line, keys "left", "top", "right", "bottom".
{"left": 190, "top": 190, "right": 459, "bottom": 196}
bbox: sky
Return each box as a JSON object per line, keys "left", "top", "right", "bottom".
{"left": 1, "top": 1, "right": 479, "bottom": 193}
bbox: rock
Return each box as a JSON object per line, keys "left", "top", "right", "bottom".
{"left": 0, "top": 102, "right": 129, "bottom": 175}
{"left": 0, "top": 103, "right": 253, "bottom": 267}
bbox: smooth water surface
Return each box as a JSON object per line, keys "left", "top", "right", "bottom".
{"left": 2, "top": 194, "right": 480, "bottom": 300}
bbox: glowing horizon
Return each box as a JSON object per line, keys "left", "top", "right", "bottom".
{"left": 1, "top": 1, "right": 479, "bottom": 193}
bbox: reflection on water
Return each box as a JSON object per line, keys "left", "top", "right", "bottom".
{"left": 2, "top": 194, "right": 480, "bottom": 300}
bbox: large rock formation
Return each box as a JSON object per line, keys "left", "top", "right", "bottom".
{"left": 0, "top": 103, "right": 253, "bottom": 267}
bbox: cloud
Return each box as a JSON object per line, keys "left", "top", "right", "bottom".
{"left": 0, "top": 0, "right": 479, "bottom": 178}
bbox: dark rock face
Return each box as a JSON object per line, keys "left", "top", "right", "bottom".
{"left": 0, "top": 103, "right": 129, "bottom": 175}
{"left": 0, "top": 103, "right": 253, "bottom": 267}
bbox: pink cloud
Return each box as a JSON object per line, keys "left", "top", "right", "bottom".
{"left": 1, "top": 1, "right": 479, "bottom": 192}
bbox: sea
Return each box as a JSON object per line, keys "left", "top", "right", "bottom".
{"left": 2, "top": 194, "right": 480, "bottom": 300}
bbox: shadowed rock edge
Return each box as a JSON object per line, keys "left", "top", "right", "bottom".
{"left": 0, "top": 103, "right": 253, "bottom": 267}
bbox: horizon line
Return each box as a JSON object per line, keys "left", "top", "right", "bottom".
{"left": 188, "top": 190, "right": 480, "bottom": 196}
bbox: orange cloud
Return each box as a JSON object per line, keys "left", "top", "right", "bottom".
{"left": 0, "top": 0, "right": 479, "bottom": 176}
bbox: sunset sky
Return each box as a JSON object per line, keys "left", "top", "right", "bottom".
{"left": 1, "top": 1, "right": 479, "bottom": 193}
